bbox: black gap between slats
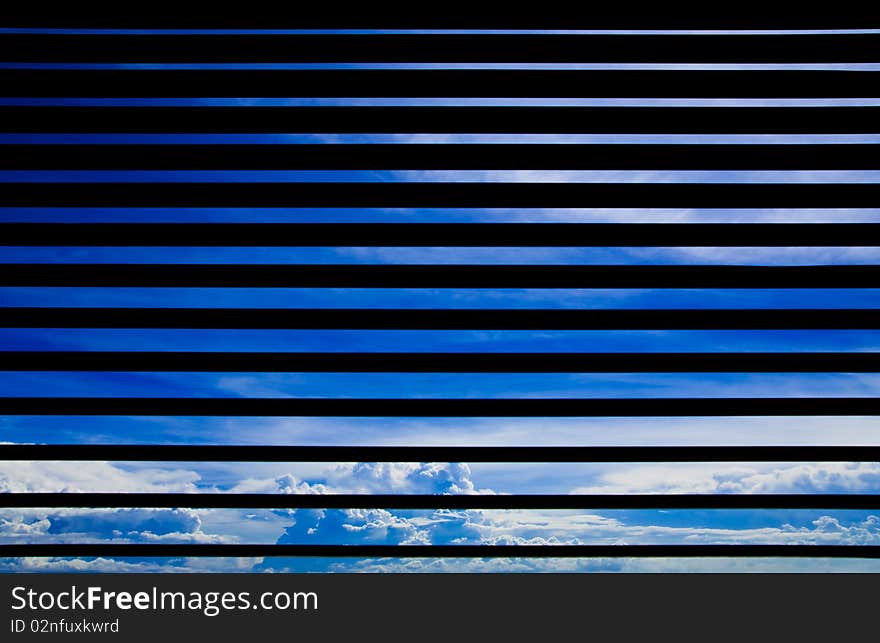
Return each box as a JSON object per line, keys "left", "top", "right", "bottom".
{"left": 1, "top": 223, "right": 877, "bottom": 246}
{"left": 3, "top": 308, "right": 878, "bottom": 330}
{"left": 5, "top": 106, "right": 879, "bottom": 134}
{"left": 3, "top": 33, "right": 879, "bottom": 63}
{"left": 0, "top": 544, "right": 876, "bottom": 558}
{"left": 3, "top": 70, "right": 879, "bottom": 98}
{"left": 3, "top": 264, "right": 878, "bottom": 288}
{"left": 2, "top": 494, "right": 877, "bottom": 510}
{"left": 2, "top": 444, "right": 880, "bottom": 461}
{"left": 3, "top": 23, "right": 880, "bottom": 562}
{"left": 4, "top": 144, "right": 880, "bottom": 170}
{"left": 4, "top": 351, "right": 880, "bottom": 372}
{"left": 3, "top": 183, "right": 879, "bottom": 208}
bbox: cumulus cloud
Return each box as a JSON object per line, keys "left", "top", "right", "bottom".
{"left": 232, "top": 473, "right": 330, "bottom": 495}
{"left": 263, "top": 510, "right": 880, "bottom": 574}
{"left": 279, "top": 508, "right": 430, "bottom": 547}
{"left": 266, "top": 463, "right": 491, "bottom": 552}
{"left": 0, "top": 461, "right": 232, "bottom": 547}
{"left": 326, "top": 462, "right": 491, "bottom": 495}
{"left": 231, "top": 462, "right": 492, "bottom": 496}
{"left": 260, "top": 511, "right": 880, "bottom": 573}
{"left": 5, "top": 457, "right": 880, "bottom": 573}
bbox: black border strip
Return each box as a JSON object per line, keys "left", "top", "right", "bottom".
{"left": 3, "top": 183, "right": 879, "bottom": 208}
{"left": 4, "top": 264, "right": 879, "bottom": 288}
{"left": 2, "top": 444, "right": 878, "bottom": 461}
{"left": 4, "top": 33, "right": 879, "bottom": 63}
{"left": 7, "top": 144, "right": 880, "bottom": 171}
{"left": 3, "top": 493, "right": 879, "bottom": 510}
{"left": 3, "top": 308, "right": 880, "bottom": 330}
{"left": 2, "top": 397, "right": 876, "bottom": 417}
{"left": 1, "top": 397, "right": 879, "bottom": 417}
{"left": 0, "top": 544, "right": 877, "bottom": 558}
{"left": 4, "top": 351, "right": 880, "bottom": 372}
{"left": 7, "top": 106, "right": 879, "bottom": 134}
{"left": 3, "top": 13, "right": 872, "bottom": 29}
{"left": 3, "top": 70, "right": 879, "bottom": 98}
{"left": 4, "top": 223, "right": 880, "bottom": 246}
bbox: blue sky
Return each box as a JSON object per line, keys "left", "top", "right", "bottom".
{"left": 1, "top": 28, "right": 880, "bottom": 573}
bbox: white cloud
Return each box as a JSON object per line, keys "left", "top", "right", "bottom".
{"left": 571, "top": 461, "right": 880, "bottom": 495}
{"left": 0, "top": 508, "right": 236, "bottom": 545}
{"left": 3, "top": 455, "right": 878, "bottom": 572}
{"left": 0, "top": 556, "right": 263, "bottom": 573}
{"left": 0, "top": 461, "right": 200, "bottom": 493}
{"left": 324, "top": 555, "right": 880, "bottom": 574}
{"left": 230, "top": 462, "right": 493, "bottom": 496}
